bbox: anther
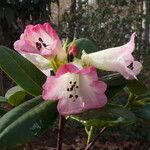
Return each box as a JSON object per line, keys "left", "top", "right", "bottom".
{"left": 69, "top": 81, "right": 72, "bottom": 84}
{"left": 67, "top": 88, "right": 69, "bottom": 91}
{"left": 38, "top": 37, "right": 43, "bottom": 42}
{"left": 36, "top": 42, "right": 42, "bottom": 50}
{"left": 127, "top": 62, "right": 134, "bottom": 70}
{"left": 43, "top": 43, "right": 47, "bottom": 47}
{"left": 76, "top": 86, "right": 78, "bottom": 88}
{"left": 75, "top": 95, "right": 78, "bottom": 99}
{"left": 69, "top": 94, "right": 73, "bottom": 98}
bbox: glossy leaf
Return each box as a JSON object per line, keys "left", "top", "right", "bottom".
{"left": 71, "top": 104, "right": 135, "bottom": 127}
{"left": 0, "top": 97, "right": 58, "bottom": 147}
{"left": 0, "top": 96, "right": 43, "bottom": 134}
{"left": 134, "top": 104, "right": 150, "bottom": 121}
{"left": 0, "top": 108, "right": 7, "bottom": 117}
{"left": 0, "top": 96, "right": 7, "bottom": 103}
{"left": 102, "top": 73, "right": 126, "bottom": 87}
{"left": 126, "top": 79, "right": 147, "bottom": 95}
{"left": 0, "top": 46, "right": 46, "bottom": 96}
{"left": 102, "top": 73, "right": 126, "bottom": 100}
{"left": 5, "top": 86, "right": 27, "bottom": 106}
{"left": 76, "top": 38, "right": 98, "bottom": 58}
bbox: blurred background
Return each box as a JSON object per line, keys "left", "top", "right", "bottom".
{"left": 0, "top": 0, "right": 150, "bottom": 149}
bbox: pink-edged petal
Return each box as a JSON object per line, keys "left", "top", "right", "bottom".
{"left": 56, "top": 64, "right": 79, "bottom": 77}
{"left": 43, "top": 23, "right": 60, "bottom": 40}
{"left": 42, "top": 64, "right": 107, "bottom": 116}
{"left": 19, "top": 52, "right": 50, "bottom": 70}
{"left": 14, "top": 40, "right": 38, "bottom": 53}
{"left": 14, "top": 22, "right": 65, "bottom": 60}
{"left": 81, "top": 33, "right": 142, "bottom": 80}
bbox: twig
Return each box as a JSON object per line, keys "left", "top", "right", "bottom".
{"left": 57, "top": 115, "right": 65, "bottom": 150}
{"left": 85, "top": 127, "right": 107, "bottom": 150}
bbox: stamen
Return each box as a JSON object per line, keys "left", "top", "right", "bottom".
{"left": 67, "top": 88, "right": 69, "bottom": 91}
{"left": 69, "top": 94, "right": 73, "bottom": 98}
{"left": 127, "top": 62, "right": 134, "bottom": 70}
{"left": 38, "top": 37, "right": 43, "bottom": 42}
{"left": 74, "top": 81, "right": 77, "bottom": 85}
{"left": 43, "top": 43, "right": 47, "bottom": 47}
{"left": 75, "top": 95, "right": 78, "bottom": 99}
{"left": 76, "top": 86, "right": 78, "bottom": 88}
{"left": 36, "top": 42, "right": 42, "bottom": 50}
{"left": 69, "top": 81, "right": 72, "bottom": 84}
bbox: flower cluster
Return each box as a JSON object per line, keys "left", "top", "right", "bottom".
{"left": 14, "top": 23, "right": 142, "bottom": 116}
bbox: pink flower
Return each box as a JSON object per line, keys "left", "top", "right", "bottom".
{"left": 82, "top": 33, "right": 142, "bottom": 80}
{"left": 14, "top": 22, "right": 66, "bottom": 59}
{"left": 42, "top": 64, "right": 107, "bottom": 116}
{"left": 69, "top": 42, "right": 77, "bottom": 57}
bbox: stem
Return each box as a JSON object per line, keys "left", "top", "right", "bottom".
{"left": 86, "top": 126, "right": 93, "bottom": 145}
{"left": 125, "top": 93, "right": 135, "bottom": 108}
{"left": 85, "top": 127, "right": 107, "bottom": 150}
{"left": 57, "top": 115, "right": 65, "bottom": 150}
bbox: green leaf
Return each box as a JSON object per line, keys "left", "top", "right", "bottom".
{"left": 76, "top": 38, "right": 98, "bottom": 58}
{"left": 5, "top": 86, "right": 27, "bottom": 106}
{"left": 134, "top": 104, "right": 150, "bottom": 121}
{"left": 126, "top": 79, "right": 147, "bottom": 95}
{"left": 135, "top": 90, "right": 150, "bottom": 100}
{"left": 0, "top": 96, "right": 7, "bottom": 103}
{"left": 71, "top": 104, "right": 135, "bottom": 127}
{"left": 0, "top": 96, "right": 43, "bottom": 134}
{"left": 0, "top": 108, "right": 7, "bottom": 117}
{"left": 102, "top": 73, "right": 126, "bottom": 100}
{"left": 0, "top": 96, "right": 58, "bottom": 147}
{"left": 106, "top": 85, "right": 125, "bottom": 100}
{"left": 102, "top": 73, "right": 126, "bottom": 87}
{"left": 0, "top": 46, "right": 46, "bottom": 96}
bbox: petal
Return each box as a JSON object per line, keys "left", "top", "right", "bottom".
{"left": 42, "top": 64, "right": 107, "bottom": 116}
{"left": 56, "top": 64, "right": 79, "bottom": 77}
{"left": 81, "top": 33, "right": 142, "bottom": 79}
{"left": 19, "top": 52, "right": 50, "bottom": 70}
{"left": 14, "top": 40, "right": 38, "bottom": 53}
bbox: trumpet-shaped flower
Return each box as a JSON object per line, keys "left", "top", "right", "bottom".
{"left": 14, "top": 22, "right": 66, "bottom": 60}
{"left": 42, "top": 64, "right": 107, "bottom": 116}
{"left": 81, "top": 33, "right": 142, "bottom": 80}
{"left": 20, "top": 52, "right": 51, "bottom": 76}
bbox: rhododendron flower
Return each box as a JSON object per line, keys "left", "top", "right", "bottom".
{"left": 81, "top": 33, "right": 142, "bottom": 80}
{"left": 20, "top": 52, "right": 51, "bottom": 76}
{"left": 42, "top": 64, "right": 107, "bottom": 116}
{"left": 14, "top": 22, "right": 66, "bottom": 60}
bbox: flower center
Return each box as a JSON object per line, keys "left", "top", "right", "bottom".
{"left": 127, "top": 62, "right": 134, "bottom": 70}
{"left": 35, "top": 37, "right": 47, "bottom": 50}
{"left": 66, "top": 78, "right": 79, "bottom": 102}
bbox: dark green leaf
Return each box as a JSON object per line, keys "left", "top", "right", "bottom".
{"left": 5, "top": 86, "right": 27, "bottom": 106}
{"left": 0, "top": 96, "right": 43, "bottom": 134}
{"left": 134, "top": 104, "right": 150, "bottom": 121}
{"left": 0, "top": 97, "right": 58, "bottom": 147}
{"left": 135, "top": 90, "right": 150, "bottom": 100}
{"left": 102, "top": 73, "right": 126, "bottom": 87}
{"left": 126, "top": 79, "right": 147, "bottom": 95}
{"left": 0, "top": 46, "right": 46, "bottom": 96}
{"left": 0, "top": 108, "right": 7, "bottom": 117}
{"left": 76, "top": 38, "right": 98, "bottom": 58}
{"left": 71, "top": 104, "right": 135, "bottom": 127}
{"left": 106, "top": 85, "right": 125, "bottom": 100}
{"left": 102, "top": 73, "right": 126, "bottom": 100}
{"left": 0, "top": 96, "right": 7, "bottom": 103}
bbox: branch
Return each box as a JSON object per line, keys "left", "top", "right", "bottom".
{"left": 85, "top": 127, "right": 107, "bottom": 150}
{"left": 57, "top": 115, "right": 66, "bottom": 150}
